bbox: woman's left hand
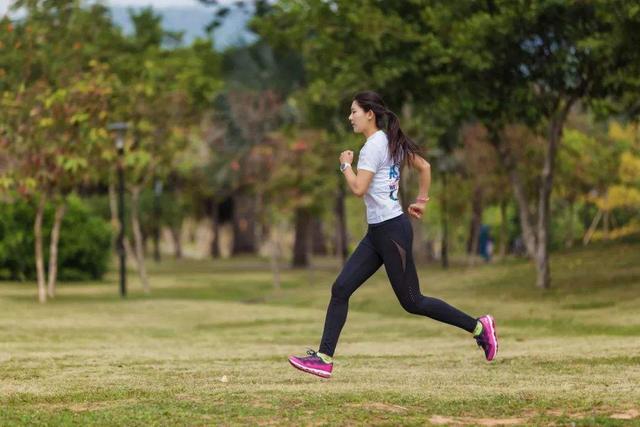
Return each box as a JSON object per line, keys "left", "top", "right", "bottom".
{"left": 408, "top": 202, "right": 426, "bottom": 219}
{"left": 339, "top": 150, "right": 354, "bottom": 165}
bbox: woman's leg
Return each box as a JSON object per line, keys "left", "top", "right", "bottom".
{"left": 318, "top": 233, "right": 383, "bottom": 356}
{"left": 376, "top": 216, "right": 477, "bottom": 332}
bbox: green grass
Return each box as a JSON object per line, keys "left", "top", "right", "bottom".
{"left": 1, "top": 241, "right": 640, "bottom": 426}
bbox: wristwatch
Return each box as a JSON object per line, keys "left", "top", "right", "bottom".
{"left": 340, "top": 163, "right": 351, "bottom": 172}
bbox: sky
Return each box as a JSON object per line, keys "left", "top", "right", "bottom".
{"left": 0, "top": 0, "right": 254, "bottom": 48}
{"left": 0, "top": 0, "right": 221, "bottom": 14}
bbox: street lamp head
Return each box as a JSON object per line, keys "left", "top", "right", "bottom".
{"left": 108, "top": 122, "right": 129, "bottom": 151}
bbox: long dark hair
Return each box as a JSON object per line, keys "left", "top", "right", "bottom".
{"left": 353, "top": 91, "right": 421, "bottom": 166}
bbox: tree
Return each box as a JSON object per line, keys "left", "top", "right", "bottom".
{"left": 256, "top": 0, "right": 640, "bottom": 288}
{"left": 264, "top": 129, "right": 336, "bottom": 267}
{"left": 431, "top": 0, "right": 640, "bottom": 288}
{"left": 253, "top": 0, "right": 436, "bottom": 264}
{"left": 202, "top": 39, "right": 304, "bottom": 258}
{"left": 583, "top": 122, "right": 640, "bottom": 242}
{"left": 460, "top": 124, "right": 508, "bottom": 260}
{"left": 1, "top": 1, "right": 117, "bottom": 301}
{"left": 555, "top": 115, "right": 622, "bottom": 246}
{"left": 108, "top": 8, "right": 221, "bottom": 291}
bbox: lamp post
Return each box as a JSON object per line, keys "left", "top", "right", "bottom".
{"left": 108, "top": 122, "right": 128, "bottom": 297}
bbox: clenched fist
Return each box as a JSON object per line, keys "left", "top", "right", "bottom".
{"left": 339, "top": 150, "right": 354, "bottom": 165}
{"left": 408, "top": 201, "right": 426, "bottom": 220}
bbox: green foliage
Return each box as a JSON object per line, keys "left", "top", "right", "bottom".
{"left": 0, "top": 1, "right": 117, "bottom": 199}
{"left": 0, "top": 1, "right": 224, "bottom": 290}
{"left": 264, "top": 129, "right": 337, "bottom": 216}
{"left": 0, "top": 201, "right": 34, "bottom": 281}
{"left": 139, "top": 186, "right": 192, "bottom": 235}
{"left": 0, "top": 196, "right": 111, "bottom": 281}
{"left": 2, "top": 0, "right": 640, "bottom": 274}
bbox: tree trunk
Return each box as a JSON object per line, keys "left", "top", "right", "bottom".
{"left": 152, "top": 179, "right": 161, "bottom": 262}
{"left": 232, "top": 193, "right": 257, "bottom": 255}
{"left": 269, "top": 225, "right": 281, "bottom": 290}
{"left": 34, "top": 194, "right": 47, "bottom": 303}
{"left": 170, "top": 224, "right": 183, "bottom": 259}
{"left": 210, "top": 199, "right": 220, "bottom": 258}
{"left": 141, "top": 231, "right": 148, "bottom": 259}
{"left": 533, "top": 106, "right": 568, "bottom": 289}
{"left": 311, "top": 216, "right": 328, "bottom": 255}
{"left": 603, "top": 210, "right": 610, "bottom": 239}
{"left": 490, "top": 101, "right": 572, "bottom": 289}
{"left": 131, "top": 186, "right": 150, "bottom": 293}
{"left": 441, "top": 172, "right": 449, "bottom": 269}
{"left": 123, "top": 238, "right": 135, "bottom": 267}
{"left": 255, "top": 191, "right": 265, "bottom": 251}
{"left": 47, "top": 201, "right": 66, "bottom": 299}
{"left": 492, "top": 131, "right": 538, "bottom": 259}
{"left": 583, "top": 209, "right": 603, "bottom": 245}
{"left": 467, "top": 185, "right": 483, "bottom": 266}
{"left": 467, "top": 185, "right": 483, "bottom": 254}
{"left": 534, "top": 250, "right": 551, "bottom": 289}
{"left": 292, "top": 207, "right": 311, "bottom": 268}
{"left": 410, "top": 216, "right": 429, "bottom": 263}
{"left": 499, "top": 199, "right": 508, "bottom": 257}
{"left": 334, "top": 185, "right": 348, "bottom": 263}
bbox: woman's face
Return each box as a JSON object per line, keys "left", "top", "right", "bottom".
{"left": 348, "top": 100, "right": 373, "bottom": 134}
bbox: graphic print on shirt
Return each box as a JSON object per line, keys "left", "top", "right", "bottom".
{"left": 388, "top": 164, "right": 400, "bottom": 201}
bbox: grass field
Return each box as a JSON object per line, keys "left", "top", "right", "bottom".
{"left": 1, "top": 241, "right": 639, "bottom": 426}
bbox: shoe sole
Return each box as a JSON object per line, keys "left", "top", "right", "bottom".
{"left": 288, "top": 357, "right": 332, "bottom": 378}
{"left": 484, "top": 315, "right": 498, "bottom": 361}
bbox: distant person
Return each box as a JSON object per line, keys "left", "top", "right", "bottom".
{"left": 478, "top": 224, "right": 492, "bottom": 262}
{"left": 288, "top": 91, "right": 498, "bottom": 378}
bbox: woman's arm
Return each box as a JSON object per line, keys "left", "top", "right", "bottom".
{"left": 407, "top": 154, "right": 431, "bottom": 219}
{"left": 339, "top": 149, "right": 374, "bottom": 197}
{"left": 342, "top": 167, "right": 374, "bottom": 197}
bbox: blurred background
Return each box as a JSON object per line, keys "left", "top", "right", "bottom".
{"left": 1, "top": 0, "right": 639, "bottom": 300}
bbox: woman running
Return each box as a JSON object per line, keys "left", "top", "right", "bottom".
{"left": 288, "top": 91, "right": 498, "bottom": 378}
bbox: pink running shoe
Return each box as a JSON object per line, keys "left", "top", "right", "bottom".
{"left": 475, "top": 315, "right": 498, "bottom": 361}
{"left": 288, "top": 349, "right": 333, "bottom": 378}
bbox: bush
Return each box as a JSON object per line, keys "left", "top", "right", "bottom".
{"left": 0, "top": 195, "right": 112, "bottom": 281}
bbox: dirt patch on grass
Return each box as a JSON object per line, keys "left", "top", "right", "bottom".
{"left": 429, "top": 415, "right": 526, "bottom": 426}
{"left": 546, "top": 407, "right": 640, "bottom": 421}
{"left": 610, "top": 408, "right": 639, "bottom": 420}
{"left": 346, "top": 402, "right": 408, "bottom": 413}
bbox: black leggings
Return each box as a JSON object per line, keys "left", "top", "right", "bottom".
{"left": 319, "top": 213, "right": 477, "bottom": 357}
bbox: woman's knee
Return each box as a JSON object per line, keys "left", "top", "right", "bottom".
{"left": 400, "top": 299, "right": 423, "bottom": 315}
{"left": 400, "top": 293, "right": 433, "bottom": 315}
{"left": 331, "top": 278, "right": 352, "bottom": 301}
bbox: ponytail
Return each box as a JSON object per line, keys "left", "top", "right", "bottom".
{"left": 384, "top": 108, "right": 421, "bottom": 166}
{"left": 353, "top": 91, "right": 421, "bottom": 166}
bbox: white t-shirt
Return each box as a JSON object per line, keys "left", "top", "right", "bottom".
{"left": 356, "top": 130, "right": 403, "bottom": 224}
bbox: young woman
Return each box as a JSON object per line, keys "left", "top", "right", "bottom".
{"left": 288, "top": 91, "right": 498, "bottom": 379}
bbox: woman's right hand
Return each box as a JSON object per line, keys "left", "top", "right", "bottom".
{"left": 408, "top": 201, "right": 426, "bottom": 219}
